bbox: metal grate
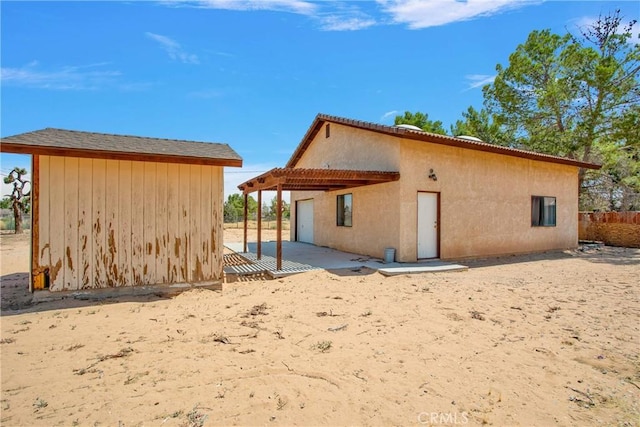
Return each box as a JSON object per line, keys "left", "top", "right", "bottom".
{"left": 223, "top": 252, "right": 320, "bottom": 278}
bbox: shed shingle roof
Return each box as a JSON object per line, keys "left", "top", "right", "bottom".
{"left": 286, "top": 114, "right": 601, "bottom": 170}
{"left": 0, "top": 128, "right": 243, "bottom": 167}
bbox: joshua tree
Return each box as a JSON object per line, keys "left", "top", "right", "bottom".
{"left": 4, "top": 167, "right": 30, "bottom": 234}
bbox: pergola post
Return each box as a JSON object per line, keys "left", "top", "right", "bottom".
{"left": 243, "top": 193, "right": 248, "bottom": 253}
{"left": 257, "top": 190, "right": 262, "bottom": 260}
{"left": 276, "top": 183, "right": 283, "bottom": 271}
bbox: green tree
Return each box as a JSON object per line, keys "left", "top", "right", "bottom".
{"left": 450, "top": 106, "right": 514, "bottom": 145}
{"left": 394, "top": 111, "right": 448, "bottom": 135}
{"left": 269, "top": 196, "right": 290, "bottom": 220}
{"left": 3, "top": 167, "right": 30, "bottom": 234}
{"left": 482, "top": 10, "right": 639, "bottom": 210}
{"left": 0, "top": 197, "right": 12, "bottom": 209}
{"left": 223, "top": 193, "right": 257, "bottom": 223}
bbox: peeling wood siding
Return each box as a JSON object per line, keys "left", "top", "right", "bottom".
{"left": 143, "top": 162, "right": 157, "bottom": 284}
{"left": 48, "top": 156, "right": 65, "bottom": 290}
{"left": 131, "top": 162, "right": 144, "bottom": 286}
{"left": 37, "top": 155, "right": 224, "bottom": 291}
{"left": 118, "top": 161, "right": 133, "bottom": 286}
{"left": 78, "top": 158, "right": 93, "bottom": 288}
{"left": 64, "top": 157, "right": 79, "bottom": 289}
{"left": 155, "top": 163, "right": 169, "bottom": 283}
{"left": 167, "top": 163, "right": 180, "bottom": 283}
{"left": 38, "top": 156, "right": 51, "bottom": 281}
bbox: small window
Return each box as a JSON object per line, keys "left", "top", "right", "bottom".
{"left": 531, "top": 196, "right": 556, "bottom": 227}
{"left": 325, "top": 123, "right": 330, "bottom": 138}
{"left": 337, "top": 194, "right": 352, "bottom": 227}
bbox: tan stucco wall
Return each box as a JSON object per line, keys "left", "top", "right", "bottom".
{"left": 36, "top": 155, "right": 224, "bottom": 291}
{"left": 397, "top": 140, "right": 579, "bottom": 261}
{"left": 290, "top": 123, "right": 402, "bottom": 258}
{"left": 290, "top": 124, "right": 579, "bottom": 261}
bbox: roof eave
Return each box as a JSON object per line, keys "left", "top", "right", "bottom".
{"left": 0, "top": 143, "right": 243, "bottom": 167}
{"left": 286, "top": 114, "right": 601, "bottom": 171}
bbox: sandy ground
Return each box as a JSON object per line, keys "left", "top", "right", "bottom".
{"left": 1, "top": 229, "right": 639, "bottom": 426}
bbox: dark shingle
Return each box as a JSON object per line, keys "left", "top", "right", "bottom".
{"left": 1, "top": 128, "right": 242, "bottom": 167}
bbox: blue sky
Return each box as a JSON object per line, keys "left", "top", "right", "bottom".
{"left": 1, "top": 0, "right": 638, "bottom": 199}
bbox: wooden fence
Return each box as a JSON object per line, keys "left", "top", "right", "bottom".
{"left": 578, "top": 212, "right": 640, "bottom": 248}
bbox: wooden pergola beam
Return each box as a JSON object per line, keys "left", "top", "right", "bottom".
{"left": 237, "top": 167, "right": 400, "bottom": 272}
{"left": 238, "top": 168, "right": 400, "bottom": 194}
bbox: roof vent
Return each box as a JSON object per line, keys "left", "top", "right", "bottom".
{"left": 395, "top": 124, "right": 423, "bottom": 132}
{"left": 456, "top": 135, "right": 483, "bottom": 142}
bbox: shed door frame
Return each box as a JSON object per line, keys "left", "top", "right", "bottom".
{"left": 417, "top": 191, "right": 440, "bottom": 259}
{"left": 296, "top": 198, "right": 314, "bottom": 244}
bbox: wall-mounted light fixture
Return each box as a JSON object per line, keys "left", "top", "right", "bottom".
{"left": 428, "top": 169, "right": 438, "bottom": 181}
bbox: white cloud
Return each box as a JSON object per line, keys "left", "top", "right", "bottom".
{"left": 165, "top": 0, "right": 376, "bottom": 32}
{"left": 319, "top": 15, "right": 376, "bottom": 31}
{"left": 381, "top": 110, "right": 399, "bottom": 122}
{"left": 465, "top": 74, "right": 495, "bottom": 90}
{"left": 145, "top": 32, "right": 200, "bottom": 64}
{"left": 1, "top": 62, "right": 122, "bottom": 90}
{"left": 377, "top": 0, "right": 538, "bottom": 29}
{"left": 190, "top": 0, "right": 317, "bottom": 15}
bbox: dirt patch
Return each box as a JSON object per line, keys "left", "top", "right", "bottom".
{"left": 1, "top": 231, "right": 639, "bottom": 426}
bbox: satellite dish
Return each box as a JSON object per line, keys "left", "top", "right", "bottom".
{"left": 395, "top": 124, "right": 423, "bottom": 131}
{"left": 456, "top": 135, "right": 483, "bottom": 142}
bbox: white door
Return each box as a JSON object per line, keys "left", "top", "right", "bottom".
{"left": 296, "top": 199, "right": 314, "bottom": 244}
{"left": 417, "top": 192, "right": 438, "bottom": 259}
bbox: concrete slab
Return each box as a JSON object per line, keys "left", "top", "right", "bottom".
{"left": 224, "top": 241, "right": 467, "bottom": 275}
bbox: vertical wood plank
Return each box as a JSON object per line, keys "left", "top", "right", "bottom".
{"left": 64, "top": 157, "right": 79, "bottom": 290}
{"left": 143, "top": 162, "right": 157, "bottom": 284}
{"left": 257, "top": 190, "right": 262, "bottom": 259}
{"left": 179, "top": 164, "right": 190, "bottom": 282}
{"left": 48, "top": 156, "right": 66, "bottom": 290}
{"left": 212, "top": 167, "right": 223, "bottom": 281}
{"left": 200, "top": 166, "right": 212, "bottom": 279}
{"left": 38, "top": 156, "right": 50, "bottom": 287}
{"left": 130, "top": 162, "right": 145, "bottom": 285}
{"left": 92, "top": 159, "right": 107, "bottom": 288}
{"left": 77, "top": 158, "right": 93, "bottom": 289}
{"left": 105, "top": 160, "right": 119, "bottom": 286}
{"left": 189, "top": 165, "right": 201, "bottom": 281}
{"left": 277, "top": 183, "right": 283, "bottom": 271}
{"left": 166, "top": 163, "right": 181, "bottom": 283}
{"left": 30, "top": 155, "right": 40, "bottom": 292}
{"left": 243, "top": 193, "right": 248, "bottom": 253}
{"left": 155, "top": 163, "right": 168, "bottom": 283}
{"left": 118, "top": 161, "right": 132, "bottom": 286}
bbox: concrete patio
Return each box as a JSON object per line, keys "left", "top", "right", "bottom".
{"left": 224, "top": 241, "right": 467, "bottom": 278}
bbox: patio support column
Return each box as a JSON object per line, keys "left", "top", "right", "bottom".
{"left": 243, "top": 193, "right": 248, "bottom": 253}
{"left": 276, "top": 183, "right": 283, "bottom": 271}
{"left": 257, "top": 190, "right": 262, "bottom": 260}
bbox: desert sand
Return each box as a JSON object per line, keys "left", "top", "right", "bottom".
{"left": 1, "top": 229, "right": 639, "bottom": 426}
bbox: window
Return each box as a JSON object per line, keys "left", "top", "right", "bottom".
{"left": 337, "top": 194, "right": 352, "bottom": 227}
{"left": 531, "top": 196, "right": 556, "bottom": 227}
{"left": 325, "top": 123, "right": 330, "bottom": 138}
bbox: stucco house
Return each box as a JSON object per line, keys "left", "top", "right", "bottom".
{"left": 1, "top": 128, "right": 242, "bottom": 292}
{"left": 239, "top": 113, "right": 600, "bottom": 264}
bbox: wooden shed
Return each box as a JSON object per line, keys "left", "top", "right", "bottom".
{"left": 1, "top": 128, "right": 242, "bottom": 292}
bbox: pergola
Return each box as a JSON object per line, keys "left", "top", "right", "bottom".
{"left": 237, "top": 167, "right": 400, "bottom": 270}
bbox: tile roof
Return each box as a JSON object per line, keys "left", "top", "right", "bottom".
{"left": 1, "top": 128, "right": 242, "bottom": 167}
{"left": 286, "top": 113, "right": 601, "bottom": 170}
